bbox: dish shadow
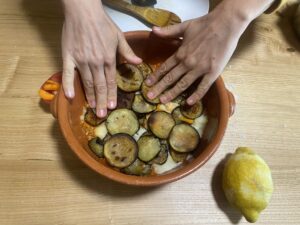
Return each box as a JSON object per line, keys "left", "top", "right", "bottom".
{"left": 211, "top": 154, "right": 242, "bottom": 224}
{"left": 22, "top": 0, "right": 64, "bottom": 68}
{"left": 50, "top": 121, "right": 160, "bottom": 197}
{"left": 276, "top": 1, "right": 300, "bottom": 52}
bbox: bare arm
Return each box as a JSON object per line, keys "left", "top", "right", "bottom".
{"left": 146, "top": 0, "right": 275, "bottom": 105}
{"left": 61, "top": 0, "right": 142, "bottom": 117}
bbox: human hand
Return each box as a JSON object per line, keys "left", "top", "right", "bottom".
{"left": 61, "top": 0, "right": 142, "bottom": 117}
{"left": 145, "top": 3, "right": 251, "bottom": 105}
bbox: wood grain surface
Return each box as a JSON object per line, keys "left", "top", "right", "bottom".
{"left": 0, "top": 0, "right": 299, "bottom": 224}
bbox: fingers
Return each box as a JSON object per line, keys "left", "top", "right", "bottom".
{"left": 105, "top": 61, "right": 117, "bottom": 110}
{"left": 62, "top": 57, "right": 76, "bottom": 99}
{"left": 118, "top": 33, "right": 142, "bottom": 65}
{"left": 152, "top": 22, "right": 188, "bottom": 38}
{"left": 148, "top": 64, "right": 186, "bottom": 100}
{"left": 187, "top": 73, "right": 216, "bottom": 105}
{"left": 78, "top": 64, "right": 96, "bottom": 108}
{"left": 91, "top": 65, "right": 107, "bottom": 118}
{"left": 160, "top": 72, "right": 199, "bottom": 103}
{"left": 145, "top": 55, "right": 177, "bottom": 87}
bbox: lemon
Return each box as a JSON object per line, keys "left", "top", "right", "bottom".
{"left": 222, "top": 147, "right": 273, "bottom": 223}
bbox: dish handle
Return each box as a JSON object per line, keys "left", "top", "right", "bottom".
{"left": 39, "top": 72, "right": 62, "bottom": 119}
{"left": 227, "top": 90, "right": 235, "bottom": 117}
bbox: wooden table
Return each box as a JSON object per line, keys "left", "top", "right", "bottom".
{"left": 1, "top": 0, "right": 299, "bottom": 224}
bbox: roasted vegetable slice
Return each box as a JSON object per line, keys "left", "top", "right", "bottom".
{"left": 138, "top": 135, "right": 161, "bottom": 162}
{"left": 180, "top": 101, "right": 203, "bottom": 119}
{"left": 88, "top": 137, "right": 104, "bottom": 157}
{"left": 84, "top": 108, "right": 105, "bottom": 126}
{"left": 132, "top": 94, "right": 156, "bottom": 113}
{"left": 137, "top": 62, "right": 153, "bottom": 78}
{"left": 156, "top": 102, "right": 179, "bottom": 114}
{"left": 117, "top": 89, "right": 135, "bottom": 109}
{"left": 172, "top": 107, "right": 194, "bottom": 125}
{"left": 170, "top": 149, "right": 188, "bottom": 163}
{"left": 141, "top": 82, "right": 160, "bottom": 104}
{"left": 148, "top": 111, "right": 175, "bottom": 139}
{"left": 104, "top": 134, "right": 138, "bottom": 168}
{"left": 149, "top": 140, "right": 169, "bottom": 165}
{"left": 106, "top": 109, "right": 139, "bottom": 135}
{"left": 117, "top": 63, "right": 143, "bottom": 92}
{"left": 122, "top": 159, "right": 151, "bottom": 176}
{"left": 169, "top": 124, "right": 200, "bottom": 153}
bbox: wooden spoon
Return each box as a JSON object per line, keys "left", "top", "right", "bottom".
{"left": 103, "top": 0, "right": 181, "bottom": 27}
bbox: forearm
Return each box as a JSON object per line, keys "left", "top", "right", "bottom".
{"left": 61, "top": 0, "right": 105, "bottom": 17}
{"left": 212, "top": 0, "right": 275, "bottom": 35}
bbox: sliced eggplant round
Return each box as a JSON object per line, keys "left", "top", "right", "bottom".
{"left": 141, "top": 82, "right": 160, "bottom": 104}
{"left": 169, "top": 124, "right": 200, "bottom": 153}
{"left": 132, "top": 94, "right": 156, "bottom": 114}
{"left": 149, "top": 140, "right": 169, "bottom": 165}
{"left": 104, "top": 134, "right": 138, "bottom": 168}
{"left": 117, "top": 63, "right": 143, "bottom": 92}
{"left": 122, "top": 158, "right": 151, "bottom": 176}
{"left": 172, "top": 107, "right": 194, "bottom": 125}
{"left": 117, "top": 89, "right": 135, "bottom": 109}
{"left": 156, "top": 102, "right": 179, "bottom": 114}
{"left": 84, "top": 108, "right": 105, "bottom": 126}
{"left": 88, "top": 137, "right": 104, "bottom": 158}
{"left": 138, "top": 135, "right": 161, "bottom": 162}
{"left": 137, "top": 62, "right": 153, "bottom": 79}
{"left": 106, "top": 109, "right": 139, "bottom": 135}
{"left": 180, "top": 101, "right": 203, "bottom": 119}
{"left": 170, "top": 149, "right": 188, "bottom": 163}
{"left": 148, "top": 111, "right": 175, "bottom": 139}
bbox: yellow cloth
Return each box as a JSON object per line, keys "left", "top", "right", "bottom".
{"left": 265, "top": 0, "right": 287, "bottom": 13}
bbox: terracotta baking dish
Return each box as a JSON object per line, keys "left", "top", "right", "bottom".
{"left": 41, "top": 31, "right": 235, "bottom": 186}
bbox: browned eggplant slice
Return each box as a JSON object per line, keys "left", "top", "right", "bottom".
{"left": 104, "top": 134, "right": 138, "bottom": 168}
{"left": 117, "top": 89, "right": 135, "bottom": 109}
{"left": 88, "top": 137, "right": 104, "bottom": 157}
{"left": 156, "top": 102, "right": 179, "bottom": 114}
{"left": 117, "top": 63, "right": 143, "bottom": 92}
{"left": 106, "top": 109, "right": 139, "bottom": 135}
{"left": 137, "top": 62, "right": 153, "bottom": 79}
{"left": 169, "top": 124, "right": 200, "bottom": 153}
{"left": 148, "top": 111, "right": 175, "bottom": 139}
{"left": 149, "top": 140, "right": 169, "bottom": 165}
{"left": 84, "top": 107, "right": 105, "bottom": 126}
{"left": 141, "top": 82, "right": 160, "bottom": 104}
{"left": 170, "top": 149, "right": 188, "bottom": 163}
{"left": 122, "top": 158, "right": 151, "bottom": 176}
{"left": 180, "top": 101, "right": 203, "bottom": 119}
{"left": 172, "top": 107, "right": 194, "bottom": 125}
{"left": 137, "top": 135, "right": 161, "bottom": 162}
{"left": 132, "top": 94, "right": 156, "bottom": 113}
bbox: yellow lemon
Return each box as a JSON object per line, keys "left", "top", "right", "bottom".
{"left": 222, "top": 147, "right": 273, "bottom": 223}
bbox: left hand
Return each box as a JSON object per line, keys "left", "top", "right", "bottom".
{"left": 145, "top": 8, "right": 248, "bottom": 105}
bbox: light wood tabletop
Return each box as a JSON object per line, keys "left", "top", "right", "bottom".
{"left": 0, "top": 0, "right": 300, "bottom": 224}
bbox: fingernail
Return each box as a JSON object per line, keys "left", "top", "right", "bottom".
{"left": 97, "top": 109, "right": 107, "bottom": 118}
{"left": 147, "top": 91, "right": 154, "bottom": 99}
{"left": 66, "top": 90, "right": 74, "bottom": 99}
{"left": 108, "top": 101, "right": 116, "bottom": 109}
{"left": 145, "top": 78, "right": 152, "bottom": 85}
{"left": 90, "top": 100, "right": 96, "bottom": 108}
{"left": 187, "top": 98, "right": 194, "bottom": 105}
{"left": 160, "top": 95, "right": 167, "bottom": 103}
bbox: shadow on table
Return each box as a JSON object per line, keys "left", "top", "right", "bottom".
{"left": 211, "top": 154, "right": 242, "bottom": 224}
{"left": 50, "top": 121, "right": 160, "bottom": 197}
{"left": 276, "top": 1, "right": 300, "bottom": 52}
{"left": 22, "top": 0, "right": 63, "bottom": 69}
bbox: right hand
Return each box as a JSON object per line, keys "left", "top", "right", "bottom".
{"left": 61, "top": 0, "right": 142, "bottom": 117}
